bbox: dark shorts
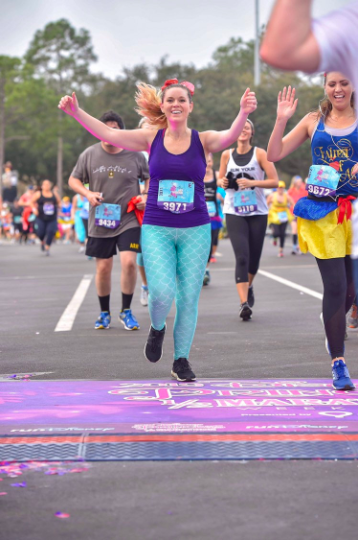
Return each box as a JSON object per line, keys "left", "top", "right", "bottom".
{"left": 86, "top": 227, "right": 141, "bottom": 259}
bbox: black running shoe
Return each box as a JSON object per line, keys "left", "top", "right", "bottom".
{"left": 144, "top": 325, "right": 166, "bottom": 363}
{"left": 248, "top": 286, "right": 255, "bottom": 308}
{"left": 240, "top": 301, "right": 252, "bottom": 321}
{"left": 171, "top": 358, "right": 196, "bottom": 382}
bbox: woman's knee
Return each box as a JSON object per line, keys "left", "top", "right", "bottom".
{"left": 236, "top": 254, "right": 249, "bottom": 270}
{"left": 324, "top": 279, "right": 346, "bottom": 300}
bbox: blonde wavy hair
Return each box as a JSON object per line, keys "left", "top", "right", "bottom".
{"left": 135, "top": 83, "right": 167, "bottom": 129}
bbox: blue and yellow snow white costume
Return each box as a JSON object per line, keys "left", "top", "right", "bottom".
{"left": 294, "top": 118, "right": 358, "bottom": 259}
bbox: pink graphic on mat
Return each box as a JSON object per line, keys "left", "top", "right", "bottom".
{"left": 1, "top": 379, "right": 357, "bottom": 434}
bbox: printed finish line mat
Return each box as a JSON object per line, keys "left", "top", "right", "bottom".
{"left": 1, "top": 379, "right": 358, "bottom": 436}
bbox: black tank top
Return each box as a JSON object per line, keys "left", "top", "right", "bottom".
{"left": 204, "top": 170, "right": 218, "bottom": 215}
{"left": 204, "top": 169, "right": 218, "bottom": 201}
{"left": 232, "top": 147, "right": 255, "bottom": 167}
{"left": 37, "top": 192, "right": 57, "bottom": 222}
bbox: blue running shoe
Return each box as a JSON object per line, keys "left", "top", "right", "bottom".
{"left": 332, "top": 360, "right": 355, "bottom": 391}
{"left": 95, "top": 311, "right": 111, "bottom": 330}
{"left": 119, "top": 309, "right": 140, "bottom": 331}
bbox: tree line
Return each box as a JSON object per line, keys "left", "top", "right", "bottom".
{"left": 0, "top": 19, "right": 325, "bottom": 196}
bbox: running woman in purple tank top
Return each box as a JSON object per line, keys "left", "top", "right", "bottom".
{"left": 59, "top": 81, "right": 257, "bottom": 381}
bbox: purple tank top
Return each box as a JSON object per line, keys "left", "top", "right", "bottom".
{"left": 143, "top": 129, "right": 210, "bottom": 228}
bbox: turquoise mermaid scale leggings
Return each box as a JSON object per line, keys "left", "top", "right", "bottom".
{"left": 141, "top": 224, "right": 211, "bottom": 360}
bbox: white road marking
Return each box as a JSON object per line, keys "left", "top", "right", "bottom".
{"left": 258, "top": 269, "right": 323, "bottom": 300}
{"left": 54, "top": 274, "right": 93, "bottom": 332}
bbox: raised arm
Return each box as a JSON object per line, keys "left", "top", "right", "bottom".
{"left": 200, "top": 89, "right": 257, "bottom": 154}
{"left": 248, "top": 148, "right": 279, "bottom": 189}
{"left": 260, "top": 0, "right": 320, "bottom": 72}
{"left": 267, "top": 87, "right": 311, "bottom": 162}
{"left": 58, "top": 93, "right": 153, "bottom": 152}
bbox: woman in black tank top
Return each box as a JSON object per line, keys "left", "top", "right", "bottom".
{"left": 32, "top": 180, "right": 61, "bottom": 255}
{"left": 203, "top": 154, "right": 223, "bottom": 285}
{"left": 219, "top": 120, "right": 279, "bottom": 321}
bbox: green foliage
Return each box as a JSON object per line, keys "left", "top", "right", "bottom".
{"left": 6, "top": 19, "right": 100, "bottom": 189}
{"left": 25, "top": 18, "right": 97, "bottom": 94}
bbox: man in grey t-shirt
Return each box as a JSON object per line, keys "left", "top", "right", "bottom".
{"left": 69, "top": 110, "right": 149, "bottom": 331}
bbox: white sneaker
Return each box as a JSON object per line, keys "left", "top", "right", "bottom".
{"left": 140, "top": 285, "right": 149, "bottom": 306}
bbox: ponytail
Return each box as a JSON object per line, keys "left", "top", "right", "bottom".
{"left": 135, "top": 82, "right": 167, "bottom": 129}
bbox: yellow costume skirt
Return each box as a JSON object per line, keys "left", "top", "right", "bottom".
{"left": 297, "top": 210, "right": 352, "bottom": 259}
{"left": 268, "top": 208, "right": 293, "bottom": 226}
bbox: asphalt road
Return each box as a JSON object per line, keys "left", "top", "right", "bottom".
{"left": 1, "top": 236, "right": 357, "bottom": 540}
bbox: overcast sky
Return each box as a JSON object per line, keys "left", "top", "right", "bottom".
{"left": 1, "top": 0, "right": 353, "bottom": 79}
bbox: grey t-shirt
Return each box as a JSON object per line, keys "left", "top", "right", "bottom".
{"left": 71, "top": 143, "right": 149, "bottom": 238}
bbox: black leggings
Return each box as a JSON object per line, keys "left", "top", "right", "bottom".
{"left": 208, "top": 228, "right": 220, "bottom": 261}
{"left": 34, "top": 218, "right": 57, "bottom": 247}
{"left": 272, "top": 222, "right": 288, "bottom": 248}
{"left": 226, "top": 213, "right": 267, "bottom": 283}
{"left": 316, "top": 256, "right": 355, "bottom": 359}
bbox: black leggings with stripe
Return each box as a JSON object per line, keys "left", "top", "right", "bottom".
{"left": 316, "top": 256, "right": 355, "bottom": 359}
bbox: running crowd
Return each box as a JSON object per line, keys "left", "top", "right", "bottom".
{"left": 0, "top": 183, "right": 90, "bottom": 253}
{"left": 5, "top": 0, "right": 358, "bottom": 390}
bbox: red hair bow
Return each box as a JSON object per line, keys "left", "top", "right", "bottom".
{"left": 161, "top": 79, "right": 195, "bottom": 96}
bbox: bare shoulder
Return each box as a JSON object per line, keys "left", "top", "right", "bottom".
{"left": 198, "top": 130, "right": 211, "bottom": 147}
{"left": 220, "top": 148, "right": 231, "bottom": 161}
{"left": 255, "top": 147, "right": 269, "bottom": 167}
{"left": 255, "top": 146, "right": 267, "bottom": 159}
{"left": 302, "top": 112, "right": 319, "bottom": 137}
{"left": 146, "top": 128, "right": 160, "bottom": 149}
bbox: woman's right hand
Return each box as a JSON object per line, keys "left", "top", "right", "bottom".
{"left": 221, "top": 177, "right": 229, "bottom": 189}
{"left": 277, "top": 86, "right": 298, "bottom": 121}
{"left": 88, "top": 192, "right": 104, "bottom": 208}
{"left": 58, "top": 92, "right": 79, "bottom": 117}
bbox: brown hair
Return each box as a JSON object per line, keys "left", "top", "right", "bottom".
{"left": 135, "top": 82, "right": 193, "bottom": 128}
{"left": 316, "top": 73, "right": 355, "bottom": 119}
{"left": 246, "top": 119, "right": 255, "bottom": 145}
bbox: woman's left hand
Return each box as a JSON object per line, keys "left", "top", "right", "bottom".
{"left": 352, "top": 164, "right": 358, "bottom": 176}
{"left": 240, "top": 88, "right": 257, "bottom": 115}
{"left": 237, "top": 178, "right": 254, "bottom": 189}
